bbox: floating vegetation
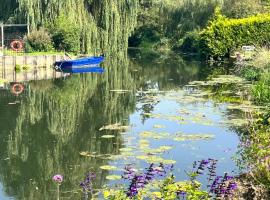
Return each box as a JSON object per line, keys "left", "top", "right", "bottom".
{"left": 119, "top": 148, "right": 133, "bottom": 152}
{"left": 142, "top": 113, "right": 184, "bottom": 122}
{"left": 136, "top": 155, "right": 176, "bottom": 164}
{"left": 153, "top": 124, "right": 166, "bottom": 129}
{"left": 100, "top": 165, "right": 118, "bottom": 171}
{"left": 110, "top": 89, "right": 132, "bottom": 93}
{"left": 99, "top": 123, "right": 130, "bottom": 131}
{"left": 79, "top": 151, "right": 93, "bottom": 157}
{"left": 106, "top": 175, "right": 122, "bottom": 180}
{"left": 189, "top": 75, "right": 246, "bottom": 86}
{"left": 139, "top": 131, "right": 164, "bottom": 140}
{"left": 173, "top": 134, "right": 215, "bottom": 141}
{"left": 225, "top": 118, "right": 249, "bottom": 127}
{"left": 139, "top": 140, "right": 150, "bottom": 149}
{"left": 101, "top": 135, "right": 115, "bottom": 139}
{"left": 143, "top": 146, "right": 173, "bottom": 154}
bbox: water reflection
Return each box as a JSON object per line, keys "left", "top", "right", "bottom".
{"left": 0, "top": 51, "right": 240, "bottom": 199}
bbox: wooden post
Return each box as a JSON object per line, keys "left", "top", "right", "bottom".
{"left": 27, "top": 24, "right": 30, "bottom": 35}
{"left": 1, "top": 24, "right": 4, "bottom": 54}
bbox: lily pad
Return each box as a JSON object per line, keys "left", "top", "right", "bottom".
{"left": 99, "top": 123, "right": 130, "bottom": 131}
{"left": 139, "top": 131, "right": 163, "bottom": 139}
{"left": 79, "top": 151, "right": 92, "bottom": 157}
{"left": 100, "top": 165, "right": 118, "bottom": 170}
{"left": 106, "top": 175, "right": 122, "bottom": 180}
{"left": 153, "top": 124, "right": 166, "bottom": 129}
{"left": 119, "top": 147, "right": 133, "bottom": 152}
{"left": 101, "top": 135, "right": 115, "bottom": 139}
{"left": 173, "top": 134, "right": 215, "bottom": 141}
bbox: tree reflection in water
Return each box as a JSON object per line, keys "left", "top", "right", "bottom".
{"left": 0, "top": 51, "right": 207, "bottom": 199}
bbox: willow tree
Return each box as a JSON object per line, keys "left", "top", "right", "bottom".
{"left": 6, "top": 0, "right": 138, "bottom": 54}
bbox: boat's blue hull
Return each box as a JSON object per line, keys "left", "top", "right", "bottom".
{"left": 61, "top": 66, "right": 105, "bottom": 74}
{"left": 55, "top": 56, "right": 104, "bottom": 69}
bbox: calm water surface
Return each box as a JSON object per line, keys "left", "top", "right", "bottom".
{"left": 0, "top": 51, "right": 243, "bottom": 199}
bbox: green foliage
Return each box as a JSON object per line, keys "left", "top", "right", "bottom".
{"left": 0, "top": 78, "right": 7, "bottom": 84}
{"left": 129, "top": 26, "right": 161, "bottom": 48}
{"left": 130, "top": 0, "right": 221, "bottom": 50}
{"left": 240, "top": 67, "right": 261, "bottom": 81}
{"left": 223, "top": 0, "right": 269, "bottom": 18}
{"left": 249, "top": 48, "right": 270, "bottom": 69}
{"left": 25, "top": 28, "right": 54, "bottom": 52}
{"left": 7, "top": 0, "right": 138, "bottom": 54}
{"left": 200, "top": 13, "right": 270, "bottom": 57}
{"left": 14, "top": 64, "right": 21, "bottom": 72}
{"left": 252, "top": 73, "right": 270, "bottom": 104}
{"left": 103, "top": 176, "right": 209, "bottom": 200}
{"left": 174, "top": 31, "right": 200, "bottom": 53}
{"left": 48, "top": 14, "right": 80, "bottom": 53}
{"left": 160, "top": 176, "right": 209, "bottom": 200}
{"left": 238, "top": 122, "right": 270, "bottom": 188}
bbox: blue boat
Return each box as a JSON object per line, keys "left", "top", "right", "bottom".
{"left": 60, "top": 66, "right": 105, "bottom": 74}
{"left": 54, "top": 56, "right": 105, "bottom": 70}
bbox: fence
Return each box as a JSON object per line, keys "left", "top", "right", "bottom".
{"left": 0, "top": 23, "right": 29, "bottom": 55}
{"left": 0, "top": 55, "right": 66, "bottom": 82}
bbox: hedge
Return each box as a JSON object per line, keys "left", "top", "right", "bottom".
{"left": 200, "top": 13, "right": 270, "bottom": 57}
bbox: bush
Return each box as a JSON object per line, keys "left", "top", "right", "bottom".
{"left": 49, "top": 14, "right": 81, "bottom": 53}
{"left": 200, "top": 10, "right": 270, "bottom": 57}
{"left": 25, "top": 28, "right": 54, "bottom": 52}
{"left": 128, "top": 26, "right": 161, "bottom": 48}
{"left": 174, "top": 31, "right": 201, "bottom": 53}
{"left": 240, "top": 67, "right": 261, "bottom": 81}
{"left": 252, "top": 73, "right": 270, "bottom": 104}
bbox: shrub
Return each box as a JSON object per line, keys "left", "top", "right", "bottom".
{"left": 252, "top": 73, "right": 270, "bottom": 104}
{"left": 174, "top": 31, "right": 201, "bottom": 53}
{"left": 240, "top": 67, "right": 261, "bottom": 81}
{"left": 128, "top": 26, "right": 161, "bottom": 48}
{"left": 25, "top": 28, "right": 54, "bottom": 52}
{"left": 200, "top": 10, "right": 270, "bottom": 57}
{"left": 49, "top": 14, "right": 81, "bottom": 53}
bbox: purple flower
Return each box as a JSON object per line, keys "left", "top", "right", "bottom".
{"left": 177, "top": 191, "right": 186, "bottom": 197}
{"left": 80, "top": 172, "right": 96, "bottom": 193}
{"left": 126, "top": 163, "right": 173, "bottom": 197}
{"left": 52, "top": 175, "right": 63, "bottom": 183}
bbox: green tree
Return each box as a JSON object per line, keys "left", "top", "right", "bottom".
{"left": 49, "top": 14, "right": 80, "bottom": 53}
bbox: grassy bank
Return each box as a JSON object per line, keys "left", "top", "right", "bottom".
{"left": 232, "top": 48, "right": 270, "bottom": 195}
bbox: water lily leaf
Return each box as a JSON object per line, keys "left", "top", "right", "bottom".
{"left": 139, "top": 131, "right": 163, "bottom": 139}
{"left": 136, "top": 155, "right": 171, "bottom": 164}
{"left": 162, "top": 159, "right": 177, "bottom": 164}
{"left": 101, "top": 135, "right": 115, "bottom": 138}
{"left": 174, "top": 134, "right": 215, "bottom": 141}
{"left": 79, "top": 151, "right": 92, "bottom": 157}
{"left": 144, "top": 146, "right": 173, "bottom": 154}
{"left": 121, "top": 151, "right": 135, "bottom": 157}
{"left": 139, "top": 140, "right": 150, "bottom": 148}
{"left": 153, "top": 124, "right": 166, "bottom": 129}
{"left": 106, "top": 175, "right": 121, "bottom": 180}
{"left": 119, "top": 147, "right": 133, "bottom": 152}
{"left": 99, "top": 123, "right": 130, "bottom": 131}
{"left": 110, "top": 89, "right": 131, "bottom": 93}
{"left": 100, "top": 165, "right": 118, "bottom": 170}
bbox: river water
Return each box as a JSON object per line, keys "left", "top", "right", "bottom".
{"left": 0, "top": 51, "right": 245, "bottom": 199}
